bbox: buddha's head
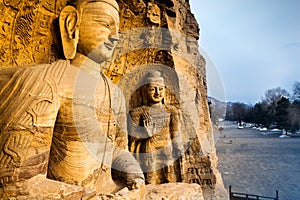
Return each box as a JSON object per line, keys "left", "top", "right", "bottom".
{"left": 59, "top": 0, "right": 119, "bottom": 64}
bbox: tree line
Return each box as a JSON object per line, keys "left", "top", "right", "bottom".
{"left": 224, "top": 82, "right": 300, "bottom": 134}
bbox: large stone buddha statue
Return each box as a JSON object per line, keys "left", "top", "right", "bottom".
{"left": 0, "top": 0, "right": 144, "bottom": 198}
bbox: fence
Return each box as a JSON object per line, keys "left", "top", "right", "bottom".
{"left": 229, "top": 186, "right": 279, "bottom": 200}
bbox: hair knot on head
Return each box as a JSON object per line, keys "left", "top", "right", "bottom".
{"left": 144, "top": 70, "right": 165, "bottom": 85}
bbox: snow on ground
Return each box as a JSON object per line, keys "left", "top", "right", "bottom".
{"left": 215, "top": 125, "right": 300, "bottom": 200}
{"left": 279, "top": 135, "right": 291, "bottom": 138}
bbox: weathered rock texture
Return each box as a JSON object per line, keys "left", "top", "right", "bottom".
{"left": 0, "top": 0, "right": 227, "bottom": 199}
{"left": 108, "top": 1, "right": 227, "bottom": 199}
{"left": 0, "top": 0, "right": 66, "bottom": 67}
{"left": 144, "top": 183, "right": 204, "bottom": 200}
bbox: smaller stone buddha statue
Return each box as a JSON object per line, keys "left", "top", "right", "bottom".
{"left": 128, "top": 70, "right": 184, "bottom": 184}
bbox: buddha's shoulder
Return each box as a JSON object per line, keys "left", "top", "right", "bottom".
{"left": 130, "top": 105, "right": 149, "bottom": 114}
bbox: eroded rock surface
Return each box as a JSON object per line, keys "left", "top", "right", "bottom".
{"left": 0, "top": 0, "right": 226, "bottom": 199}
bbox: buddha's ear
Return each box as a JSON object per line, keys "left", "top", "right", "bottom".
{"left": 59, "top": 6, "right": 80, "bottom": 60}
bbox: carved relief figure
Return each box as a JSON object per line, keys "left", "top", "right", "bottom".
{"left": 146, "top": 2, "right": 160, "bottom": 25}
{"left": 128, "top": 70, "right": 184, "bottom": 184}
{"left": 0, "top": 0, "right": 144, "bottom": 198}
{"left": 0, "top": 0, "right": 68, "bottom": 67}
{"left": 132, "top": 0, "right": 146, "bottom": 15}
{"left": 141, "top": 27, "right": 156, "bottom": 47}
{"left": 155, "top": 50, "right": 174, "bottom": 67}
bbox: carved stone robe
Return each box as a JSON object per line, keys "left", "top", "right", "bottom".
{"left": 128, "top": 104, "right": 183, "bottom": 184}
{"left": 0, "top": 60, "right": 143, "bottom": 195}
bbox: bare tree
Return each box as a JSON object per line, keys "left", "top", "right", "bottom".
{"left": 292, "top": 81, "right": 300, "bottom": 102}
{"left": 263, "top": 87, "right": 290, "bottom": 106}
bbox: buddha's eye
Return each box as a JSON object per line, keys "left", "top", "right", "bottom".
{"left": 94, "top": 18, "right": 111, "bottom": 28}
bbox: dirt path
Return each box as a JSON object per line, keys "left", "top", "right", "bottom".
{"left": 214, "top": 123, "right": 300, "bottom": 200}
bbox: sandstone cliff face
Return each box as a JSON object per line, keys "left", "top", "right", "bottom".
{"left": 0, "top": 0, "right": 226, "bottom": 199}
{"left": 104, "top": 0, "right": 226, "bottom": 199}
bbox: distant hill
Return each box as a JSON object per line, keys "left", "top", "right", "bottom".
{"left": 208, "top": 96, "right": 227, "bottom": 125}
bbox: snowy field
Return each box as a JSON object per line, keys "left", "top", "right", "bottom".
{"left": 214, "top": 123, "right": 300, "bottom": 200}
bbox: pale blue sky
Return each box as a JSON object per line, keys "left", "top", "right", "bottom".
{"left": 190, "top": 0, "right": 300, "bottom": 104}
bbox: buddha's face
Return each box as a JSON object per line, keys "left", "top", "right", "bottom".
{"left": 146, "top": 83, "right": 165, "bottom": 104}
{"left": 77, "top": 2, "right": 119, "bottom": 64}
